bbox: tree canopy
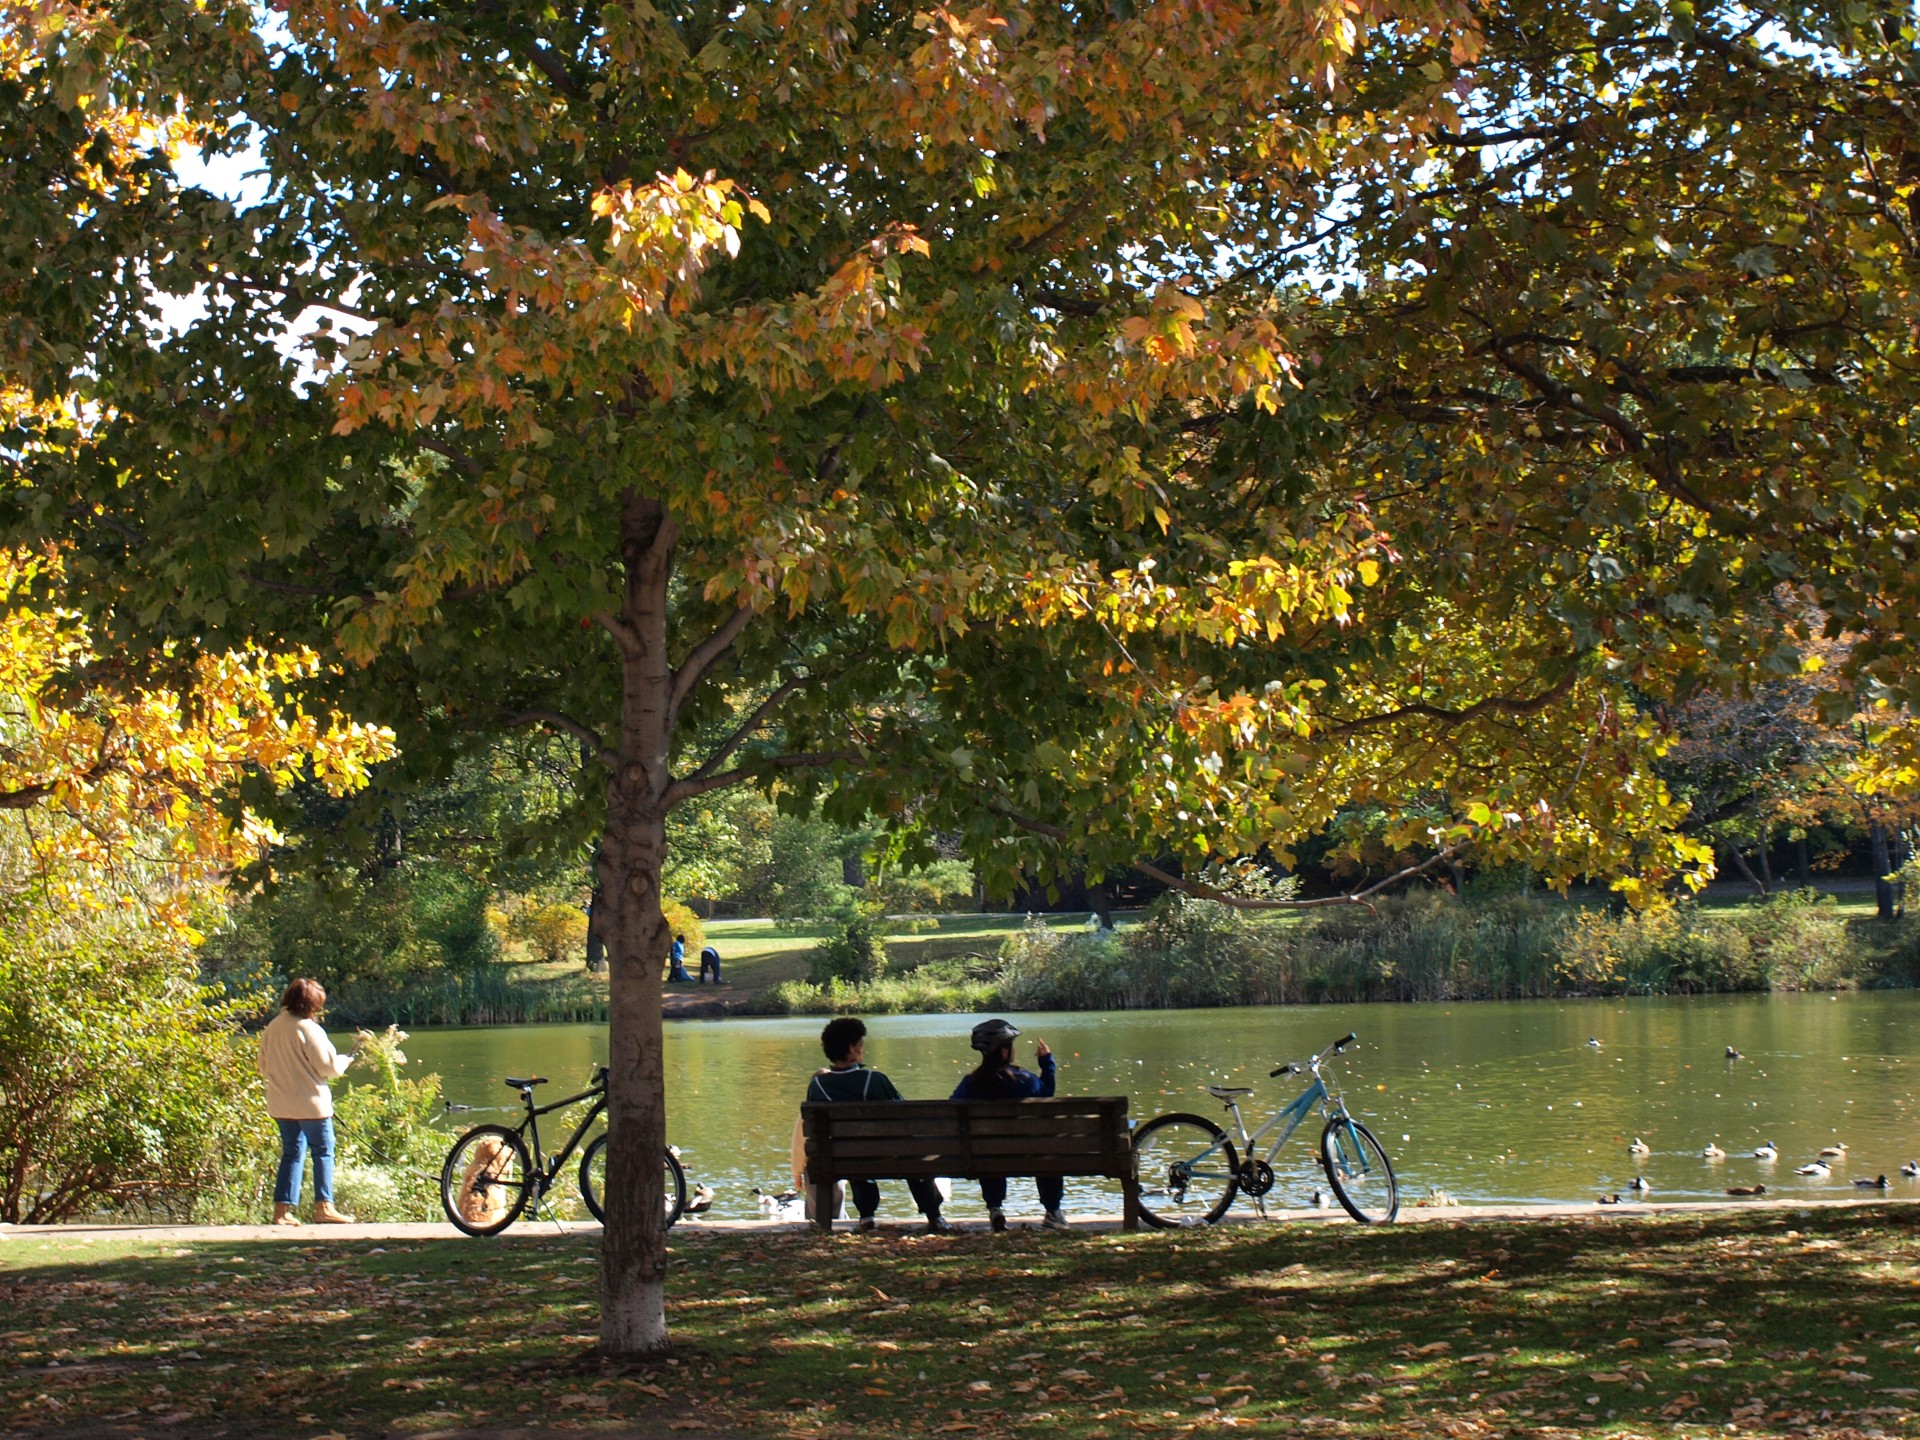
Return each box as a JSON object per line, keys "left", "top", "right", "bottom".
{"left": 6, "top": 0, "right": 1919, "bottom": 1351}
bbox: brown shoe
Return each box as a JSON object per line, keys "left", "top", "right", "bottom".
{"left": 311, "top": 1201, "right": 357, "bottom": 1224}
{"left": 272, "top": 1203, "right": 302, "bottom": 1227}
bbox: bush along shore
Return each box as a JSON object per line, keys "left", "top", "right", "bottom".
{"left": 244, "top": 888, "right": 1920, "bottom": 1026}
{"left": 760, "top": 889, "right": 1920, "bottom": 1015}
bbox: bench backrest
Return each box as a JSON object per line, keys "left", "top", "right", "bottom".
{"left": 801, "top": 1097, "right": 1133, "bottom": 1180}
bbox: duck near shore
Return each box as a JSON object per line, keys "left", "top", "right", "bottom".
{"left": 1797, "top": 1159, "right": 1831, "bottom": 1178}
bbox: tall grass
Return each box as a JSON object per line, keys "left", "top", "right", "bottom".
{"left": 324, "top": 965, "right": 610, "bottom": 1028}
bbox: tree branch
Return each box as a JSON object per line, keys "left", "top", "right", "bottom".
{"left": 984, "top": 800, "right": 1473, "bottom": 911}
{"left": 497, "top": 709, "right": 616, "bottom": 768}
{"left": 1325, "top": 667, "right": 1579, "bottom": 735}
{"left": 1130, "top": 844, "right": 1474, "bottom": 911}
{"left": 664, "top": 750, "right": 863, "bottom": 807}
{"left": 681, "top": 671, "right": 817, "bottom": 785}
{"left": 669, "top": 605, "right": 755, "bottom": 720}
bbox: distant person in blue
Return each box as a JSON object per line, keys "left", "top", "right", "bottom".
{"left": 666, "top": 935, "right": 693, "bottom": 983}
{"left": 951, "top": 1018, "right": 1069, "bottom": 1231}
{"left": 698, "top": 944, "right": 722, "bottom": 983}
{"left": 804, "top": 1017, "right": 951, "bottom": 1233}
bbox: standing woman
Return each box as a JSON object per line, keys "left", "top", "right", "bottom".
{"left": 257, "top": 979, "right": 357, "bottom": 1225}
{"left": 951, "top": 1018, "right": 1070, "bottom": 1231}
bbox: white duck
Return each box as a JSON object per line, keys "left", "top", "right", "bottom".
{"left": 1902, "top": 1160, "right": 1920, "bottom": 1179}
{"left": 1796, "top": 1159, "right": 1831, "bottom": 1178}
{"left": 1629, "top": 1137, "right": 1651, "bottom": 1156}
{"left": 1753, "top": 1141, "right": 1778, "bottom": 1162}
{"left": 1702, "top": 1142, "right": 1726, "bottom": 1161}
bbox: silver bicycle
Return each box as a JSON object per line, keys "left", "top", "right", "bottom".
{"left": 1131, "top": 1030, "right": 1398, "bottom": 1226}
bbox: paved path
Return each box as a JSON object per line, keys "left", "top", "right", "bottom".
{"left": 3, "top": 1195, "right": 1905, "bottom": 1247}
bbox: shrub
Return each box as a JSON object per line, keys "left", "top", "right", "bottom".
{"left": 328, "top": 1025, "right": 447, "bottom": 1221}
{"left": 808, "top": 904, "right": 890, "bottom": 985}
{"left": 660, "top": 898, "right": 705, "bottom": 959}
{"left": 0, "top": 840, "right": 260, "bottom": 1223}
{"left": 512, "top": 901, "right": 590, "bottom": 963}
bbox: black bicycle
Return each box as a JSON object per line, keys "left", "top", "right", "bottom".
{"left": 440, "top": 1065, "right": 687, "bottom": 1237}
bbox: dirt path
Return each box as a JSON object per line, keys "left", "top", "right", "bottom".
{"left": 3, "top": 1195, "right": 1902, "bottom": 1248}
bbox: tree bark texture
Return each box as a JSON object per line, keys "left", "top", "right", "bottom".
{"left": 597, "top": 493, "right": 677, "bottom": 1356}
{"left": 1871, "top": 821, "right": 1897, "bottom": 922}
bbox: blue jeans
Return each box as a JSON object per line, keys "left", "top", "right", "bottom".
{"left": 274, "top": 1117, "right": 336, "bottom": 1205}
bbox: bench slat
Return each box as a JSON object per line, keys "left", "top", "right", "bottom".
{"left": 817, "top": 1139, "right": 1114, "bottom": 1163}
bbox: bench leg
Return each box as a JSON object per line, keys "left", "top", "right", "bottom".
{"left": 1122, "top": 1174, "right": 1141, "bottom": 1232}
{"left": 812, "top": 1177, "right": 837, "bottom": 1231}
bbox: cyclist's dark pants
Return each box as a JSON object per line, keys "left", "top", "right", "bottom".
{"left": 979, "top": 1174, "right": 1065, "bottom": 1211}
{"left": 852, "top": 1177, "right": 944, "bottom": 1219}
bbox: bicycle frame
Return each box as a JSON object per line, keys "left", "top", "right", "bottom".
{"left": 1226, "top": 1069, "right": 1338, "bottom": 1166}
{"left": 512, "top": 1076, "right": 608, "bottom": 1188}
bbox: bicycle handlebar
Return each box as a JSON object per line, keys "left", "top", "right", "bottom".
{"left": 1270, "top": 1032, "right": 1358, "bottom": 1078}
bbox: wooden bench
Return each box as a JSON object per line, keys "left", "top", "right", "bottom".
{"left": 800, "top": 1096, "right": 1140, "bottom": 1230}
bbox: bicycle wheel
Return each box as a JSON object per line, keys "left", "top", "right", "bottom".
{"left": 579, "top": 1136, "right": 686, "bottom": 1228}
{"left": 1132, "top": 1113, "right": 1240, "bottom": 1228}
{"left": 441, "top": 1125, "right": 533, "bottom": 1237}
{"left": 1320, "top": 1116, "right": 1398, "bottom": 1224}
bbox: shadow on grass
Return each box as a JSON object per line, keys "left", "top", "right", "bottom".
{"left": 5, "top": 1206, "right": 1919, "bottom": 1439}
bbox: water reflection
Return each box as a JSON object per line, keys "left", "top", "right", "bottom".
{"left": 388, "top": 992, "right": 1920, "bottom": 1222}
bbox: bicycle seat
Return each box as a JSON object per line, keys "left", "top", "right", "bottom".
{"left": 504, "top": 1076, "right": 548, "bottom": 1090}
{"left": 1206, "top": 1085, "right": 1254, "bottom": 1099}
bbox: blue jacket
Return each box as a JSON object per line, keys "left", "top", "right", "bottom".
{"left": 950, "top": 1053, "right": 1055, "bottom": 1102}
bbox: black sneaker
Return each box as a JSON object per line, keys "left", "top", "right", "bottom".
{"left": 988, "top": 1208, "right": 1007, "bottom": 1233}
{"left": 856, "top": 1216, "right": 878, "bottom": 1232}
{"left": 925, "top": 1215, "right": 955, "bottom": 1235}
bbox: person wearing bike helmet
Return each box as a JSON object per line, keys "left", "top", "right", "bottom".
{"left": 950, "top": 1018, "right": 1068, "bottom": 1231}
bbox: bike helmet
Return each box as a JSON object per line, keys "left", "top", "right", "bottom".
{"left": 970, "top": 1018, "right": 1021, "bottom": 1053}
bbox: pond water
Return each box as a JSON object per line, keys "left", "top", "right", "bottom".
{"left": 378, "top": 992, "right": 1920, "bottom": 1223}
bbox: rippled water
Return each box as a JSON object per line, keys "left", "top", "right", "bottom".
{"left": 381, "top": 991, "right": 1920, "bottom": 1222}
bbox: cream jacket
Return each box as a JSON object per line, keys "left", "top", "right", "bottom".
{"left": 257, "top": 1011, "right": 352, "bottom": 1120}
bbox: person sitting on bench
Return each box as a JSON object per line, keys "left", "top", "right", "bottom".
{"left": 951, "top": 1017, "right": 1069, "bottom": 1232}
{"left": 803, "top": 1017, "right": 951, "bottom": 1234}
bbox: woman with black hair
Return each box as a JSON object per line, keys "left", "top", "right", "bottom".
{"left": 950, "top": 1018, "right": 1069, "bottom": 1231}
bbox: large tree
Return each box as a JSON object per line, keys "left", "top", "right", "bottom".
{"left": 7, "top": 0, "right": 1919, "bottom": 1353}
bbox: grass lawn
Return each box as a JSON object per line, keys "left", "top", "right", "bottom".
{"left": 508, "top": 912, "right": 1107, "bottom": 1000}
{"left": 6, "top": 1206, "right": 1918, "bottom": 1439}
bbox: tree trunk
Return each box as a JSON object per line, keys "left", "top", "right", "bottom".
{"left": 597, "top": 493, "right": 678, "bottom": 1357}
{"left": 1727, "top": 845, "right": 1768, "bottom": 896}
{"left": 1871, "top": 820, "right": 1897, "bottom": 922}
{"left": 842, "top": 851, "right": 866, "bottom": 888}
{"left": 1089, "top": 878, "right": 1113, "bottom": 930}
{"left": 585, "top": 885, "right": 607, "bottom": 974}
